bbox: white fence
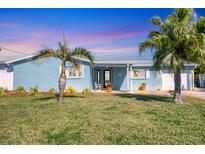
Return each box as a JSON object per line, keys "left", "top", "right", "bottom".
{"left": 0, "top": 69, "right": 13, "bottom": 90}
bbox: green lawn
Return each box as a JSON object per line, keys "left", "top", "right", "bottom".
{"left": 0, "top": 93, "right": 205, "bottom": 144}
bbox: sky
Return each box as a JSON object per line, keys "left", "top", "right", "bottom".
{"left": 0, "top": 8, "right": 205, "bottom": 61}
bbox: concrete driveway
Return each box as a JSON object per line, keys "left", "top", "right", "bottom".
{"left": 182, "top": 88, "right": 205, "bottom": 101}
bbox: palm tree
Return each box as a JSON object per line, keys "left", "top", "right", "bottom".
{"left": 32, "top": 37, "right": 94, "bottom": 103}
{"left": 139, "top": 9, "right": 205, "bottom": 103}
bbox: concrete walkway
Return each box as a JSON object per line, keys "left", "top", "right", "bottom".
{"left": 182, "top": 89, "right": 205, "bottom": 101}
{"left": 93, "top": 89, "right": 205, "bottom": 101}
{"left": 93, "top": 90, "right": 126, "bottom": 94}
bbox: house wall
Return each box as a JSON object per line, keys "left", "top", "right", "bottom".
{"left": 65, "top": 61, "right": 93, "bottom": 91}
{"left": 131, "top": 66, "right": 162, "bottom": 91}
{"left": 131, "top": 66, "right": 194, "bottom": 91}
{"left": 13, "top": 58, "right": 93, "bottom": 92}
{"left": 1, "top": 58, "right": 194, "bottom": 92}
{"left": 112, "top": 67, "right": 127, "bottom": 90}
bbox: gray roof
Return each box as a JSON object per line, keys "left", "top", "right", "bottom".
{"left": 0, "top": 53, "right": 195, "bottom": 67}
{"left": 0, "top": 54, "right": 34, "bottom": 64}
{"left": 94, "top": 59, "right": 153, "bottom": 66}
{"left": 0, "top": 52, "right": 154, "bottom": 65}
{"left": 0, "top": 49, "right": 36, "bottom": 64}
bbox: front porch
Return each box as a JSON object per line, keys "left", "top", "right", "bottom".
{"left": 92, "top": 63, "right": 132, "bottom": 92}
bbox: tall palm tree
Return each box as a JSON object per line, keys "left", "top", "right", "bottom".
{"left": 139, "top": 9, "right": 205, "bottom": 103}
{"left": 32, "top": 37, "right": 94, "bottom": 103}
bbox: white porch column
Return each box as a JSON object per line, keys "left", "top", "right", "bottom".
{"left": 130, "top": 65, "right": 133, "bottom": 93}
{"left": 192, "top": 70, "right": 194, "bottom": 90}
{"left": 126, "top": 64, "right": 130, "bottom": 92}
{"left": 126, "top": 64, "right": 133, "bottom": 93}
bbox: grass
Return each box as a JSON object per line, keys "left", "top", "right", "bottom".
{"left": 0, "top": 93, "right": 205, "bottom": 144}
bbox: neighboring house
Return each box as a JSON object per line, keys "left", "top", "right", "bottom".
{"left": 0, "top": 55, "right": 195, "bottom": 92}
{"left": 199, "top": 74, "right": 205, "bottom": 88}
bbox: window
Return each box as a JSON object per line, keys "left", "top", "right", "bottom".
{"left": 66, "top": 66, "right": 84, "bottom": 78}
{"left": 59, "top": 66, "right": 84, "bottom": 78}
{"left": 132, "top": 69, "right": 146, "bottom": 78}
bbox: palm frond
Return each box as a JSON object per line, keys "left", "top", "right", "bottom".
{"left": 32, "top": 48, "right": 57, "bottom": 61}
{"left": 70, "top": 47, "right": 94, "bottom": 64}
{"left": 162, "top": 53, "right": 174, "bottom": 64}
{"left": 174, "top": 8, "right": 193, "bottom": 24}
{"left": 149, "top": 16, "right": 163, "bottom": 26}
{"left": 148, "top": 30, "right": 161, "bottom": 38}
{"left": 139, "top": 39, "right": 155, "bottom": 53}
{"left": 70, "top": 57, "right": 81, "bottom": 70}
{"left": 58, "top": 41, "right": 64, "bottom": 52}
{"left": 196, "top": 17, "right": 205, "bottom": 33}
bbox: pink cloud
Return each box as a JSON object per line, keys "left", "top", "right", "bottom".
{"left": 0, "top": 30, "right": 63, "bottom": 53}
{"left": 89, "top": 46, "right": 138, "bottom": 53}
{"left": 0, "top": 25, "right": 147, "bottom": 58}
{"left": 0, "top": 43, "right": 38, "bottom": 51}
{"left": 71, "top": 28, "right": 148, "bottom": 42}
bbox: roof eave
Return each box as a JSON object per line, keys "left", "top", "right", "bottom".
{"left": 1, "top": 55, "right": 34, "bottom": 64}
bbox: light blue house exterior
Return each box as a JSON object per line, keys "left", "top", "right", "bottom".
{"left": 0, "top": 56, "right": 195, "bottom": 92}
{"left": 12, "top": 58, "right": 93, "bottom": 91}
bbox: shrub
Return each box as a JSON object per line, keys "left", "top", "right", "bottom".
{"left": 29, "top": 86, "right": 41, "bottom": 96}
{"left": 82, "top": 88, "right": 92, "bottom": 94}
{"left": 138, "top": 83, "right": 147, "bottom": 91}
{"left": 48, "top": 88, "right": 57, "bottom": 95}
{"left": 106, "top": 82, "right": 112, "bottom": 88}
{"left": 0, "top": 87, "right": 7, "bottom": 96}
{"left": 65, "top": 87, "right": 77, "bottom": 95}
{"left": 15, "top": 86, "right": 26, "bottom": 94}
{"left": 168, "top": 90, "right": 174, "bottom": 95}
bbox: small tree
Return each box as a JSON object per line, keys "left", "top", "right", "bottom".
{"left": 139, "top": 9, "right": 205, "bottom": 103}
{"left": 32, "top": 37, "right": 94, "bottom": 103}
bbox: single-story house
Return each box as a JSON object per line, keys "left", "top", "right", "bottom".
{"left": 0, "top": 55, "right": 195, "bottom": 92}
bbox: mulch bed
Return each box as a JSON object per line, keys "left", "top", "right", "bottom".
{"left": 1, "top": 91, "right": 92, "bottom": 97}
{"left": 3, "top": 91, "right": 54, "bottom": 97}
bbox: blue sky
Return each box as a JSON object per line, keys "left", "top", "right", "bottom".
{"left": 0, "top": 8, "right": 204, "bottom": 60}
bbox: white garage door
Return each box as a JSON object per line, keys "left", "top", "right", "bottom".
{"left": 162, "top": 73, "right": 188, "bottom": 90}
{"left": 199, "top": 74, "right": 205, "bottom": 88}
{"left": 0, "top": 69, "right": 13, "bottom": 90}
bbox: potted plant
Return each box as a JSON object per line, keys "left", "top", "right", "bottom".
{"left": 138, "top": 83, "right": 146, "bottom": 91}
{"left": 106, "top": 82, "right": 112, "bottom": 92}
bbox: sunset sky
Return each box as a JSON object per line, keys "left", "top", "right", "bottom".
{"left": 0, "top": 8, "right": 205, "bottom": 61}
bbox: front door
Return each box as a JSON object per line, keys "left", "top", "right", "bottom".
{"left": 103, "top": 70, "right": 111, "bottom": 88}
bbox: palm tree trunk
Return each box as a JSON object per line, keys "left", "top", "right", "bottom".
{"left": 59, "top": 61, "right": 66, "bottom": 103}
{"left": 173, "top": 67, "right": 182, "bottom": 104}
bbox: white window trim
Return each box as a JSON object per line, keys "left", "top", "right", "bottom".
{"left": 59, "top": 65, "right": 84, "bottom": 79}
{"left": 146, "top": 68, "right": 150, "bottom": 78}
{"left": 131, "top": 68, "right": 147, "bottom": 79}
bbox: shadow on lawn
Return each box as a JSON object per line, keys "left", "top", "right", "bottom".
{"left": 31, "top": 95, "right": 85, "bottom": 102}
{"left": 115, "top": 94, "right": 172, "bottom": 103}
